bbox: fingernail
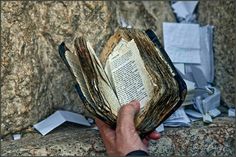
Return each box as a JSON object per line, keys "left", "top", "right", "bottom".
{"left": 130, "top": 101, "right": 140, "bottom": 112}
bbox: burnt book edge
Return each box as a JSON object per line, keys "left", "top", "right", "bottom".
{"left": 58, "top": 28, "right": 187, "bottom": 136}
{"left": 145, "top": 29, "right": 187, "bottom": 126}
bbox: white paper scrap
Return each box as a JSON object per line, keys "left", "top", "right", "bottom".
{"left": 174, "top": 63, "right": 185, "bottom": 74}
{"left": 202, "top": 87, "right": 220, "bottom": 113}
{"left": 185, "top": 26, "right": 214, "bottom": 83}
{"left": 189, "top": 117, "right": 201, "bottom": 122}
{"left": 164, "top": 107, "right": 191, "bottom": 127}
{"left": 193, "top": 96, "right": 204, "bottom": 114}
{"left": 191, "top": 66, "right": 208, "bottom": 88}
{"left": 59, "top": 111, "right": 91, "bottom": 126}
{"left": 185, "top": 109, "right": 203, "bottom": 119}
{"left": 91, "top": 126, "right": 99, "bottom": 130}
{"left": 172, "top": 1, "right": 199, "bottom": 19}
{"left": 13, "top": 134, "right": 21, "bottom": 140}
{"left": 163, "top": 22, "right": 201, "bottom": 64}
{"left": 184, "top": 79, "right": 196, "bottom": 91}
{"left": 208, "top": 108, "right": 221, "bottom": 118}
{"left": 87, "top": 117, "right": 95, "bottom": 124}
{"left": 197, "top": 26, "right": 214, "bottom": 83}
{"left": 228, "top": 108, "right": 235, "bottom": 117}
{"left": 155, "top": 124, "right": 164, "bottom": 133}
{"left": 33, "top": 110, "right": 91, "bottom": 136}
{"left": 203, "top": 113, "right": 212, "bottom": 123}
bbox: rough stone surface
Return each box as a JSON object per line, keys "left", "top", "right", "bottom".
{"left": 115, "top": 1, "right": 175, "bottom": 43}
{"left": 1, "top": 1, "right": 236, "bottom": 155}
{"left": 198, "top": 0, "right": 236, "bottom": 107}
{"left": 1, "top": 117, "right": 235, "bottom": 156}
{"left": 1, "top": 1, "right": 175, "bottom": 136}
{"left": 1, "top": 1, "right": 117, "bottom": 136}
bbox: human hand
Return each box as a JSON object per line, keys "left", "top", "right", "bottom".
{"left": 95, "top": 100, "right": 161, "bottom": 156}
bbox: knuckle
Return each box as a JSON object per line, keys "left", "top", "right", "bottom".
{"left": 116, "top": 125, "right": 125, "bottom": 134}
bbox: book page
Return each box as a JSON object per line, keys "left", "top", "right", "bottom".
{"left": 106, "top": 39, "right": 153, "bottom": 108}
{"left": 105, "top": 38, "right": 128, "bottom": 90}
{"left": 86, "top": 41, "right": 121, "bottom": 115}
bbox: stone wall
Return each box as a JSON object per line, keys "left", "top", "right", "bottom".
{"left": 1, "top": 1, "right": 175, "bottom": 136}
{"left": 1, "top": 1, "right": 235, "bottom": 137}
{"left": 1, "top": 1, "right": 117, "bottom": 136}
{"left": 1, "top": 117, "right": 235, "bottom": 156}
{"left": 198, "top": 1, "right": 236, "bottom": 107}
{"left": 1, "top": 1, "right": 235, "bottom": 156}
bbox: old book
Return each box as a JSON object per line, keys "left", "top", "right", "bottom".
{"left": 58, "top": 28, "right": 187, "bottom": 136}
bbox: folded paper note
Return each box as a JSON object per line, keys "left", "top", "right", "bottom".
{"left": 163, "top": 22, "right": 201, "bottom": 64}
{"left": 185, "top": 25, "right": 214, "bottom": 83}
{"left": 33, "top": 110, "right": 91, "bottom": 136}
{"left": 163, "top": 107, "right": 190, "bottom": 127}
{"left": 228, "top": 108, "right": 235, "bottom": 117}
{"left": 172, "top": 1, "right": 199, "bottom": 19}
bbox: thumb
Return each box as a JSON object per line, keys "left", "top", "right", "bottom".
{"left": 116, "top": 100, "right": 140, "bottom": 130}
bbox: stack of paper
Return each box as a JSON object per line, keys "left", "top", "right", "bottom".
{"left": 185, "top": 25, "right": 214, "bottom": 83}
{"left": 185, "top": 108, "right": 203, "bottom": 122}
{"left": 163, "top": 22, "right": 214, "bottom": 83}
{"left": 163, "top": 107, "right": 191, "bottom": 127}
{"left": 163, "top": 21, "right": 221, "bottom": 125}
{"left": 163, "top": 22, "right": 199, "bottom": 107}
{"left": 163, "top": 22, "right": 201, "bottom": 64}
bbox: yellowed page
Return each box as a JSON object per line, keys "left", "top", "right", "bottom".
{"left": 106, "top": 39, "right": 153, "bottom": 108}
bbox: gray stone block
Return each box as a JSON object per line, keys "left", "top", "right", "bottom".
{"left": 198, "top": 0, "right": 236, "bottom": 107}
{"left": 1, "top": 117, "right": 235, "bottom": 156}
{"left": 1, "top": 1, "right": 175, "bottom": 136}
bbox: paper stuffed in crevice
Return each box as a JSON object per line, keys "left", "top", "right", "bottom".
{"left": 33, "top": 110, "right": 91, "bottom": 136}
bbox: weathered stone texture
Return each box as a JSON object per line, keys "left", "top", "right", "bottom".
{"left": 1, "top": 1, "right": 117, "bottom": 136}
{"left": 115, "top": 1, "right": 175, "bottom": 43}
{"left": 1, "top": 1, "right": 175, "bottom": 136}
{"left": 1, "top": 117, "right": 235, "bottom": 156}
{"left": 1, "top": 1, "right": 235, "bottom": 156}
{"left": 198, "top": 1, "right": 236, "bottom": 107}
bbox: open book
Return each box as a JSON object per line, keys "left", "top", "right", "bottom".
{"left": 58, "top": 28, "right": 187, "bottom": 136}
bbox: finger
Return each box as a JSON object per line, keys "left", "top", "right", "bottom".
{"left": 95, "top": 118, "right": 110, "bottom": 129}
{"left": 116, "top": 100, "right": 140, "bottom": 130}
{"left": 95, "top": 118, "right": 116, "bottom": 143}
{"left": 147, "top": 130, "right": 161, "bottom": 140}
